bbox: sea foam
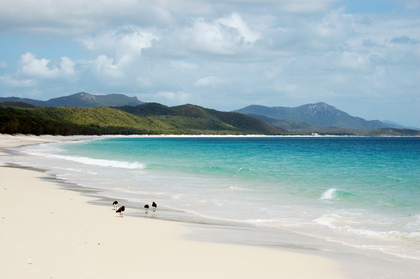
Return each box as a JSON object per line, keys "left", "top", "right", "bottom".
{"left": 320, "top": 188, "right": 338, "bottom": 200}
{"left": 314, "top": 214, "right": 420, "bottom": 243}
{"left": 320, "top": 188, "right": 355, "bottom": 200}
{"left": 50, "top": 154, "right": 145, "bottom": 169}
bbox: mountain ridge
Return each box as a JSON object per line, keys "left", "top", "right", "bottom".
{"left": 234, "top": 102, "right": 390, "bottom": 130}
{"left": 0, "top": 92, "right": 143, "bottom": 107}
{"left": 0, "top": 92, "right": 417, "bottom": 133}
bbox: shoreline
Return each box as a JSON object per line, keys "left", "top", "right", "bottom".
{"left": 1, "top": 134, "right": 419, "bottom": 278}
{"left": 0, "top": 134, "right": 347, "bottom": 279}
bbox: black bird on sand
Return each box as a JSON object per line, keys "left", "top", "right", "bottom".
{"left": 152, "top": 201, "right": 157, "bottom": 212}
{"left": 144, "top": 204, "right": 149, "bottom": 213}
{"left": 112, "top": 201, "right": 118, "bottom": 210}
{"left": 116, "top": 206, "right": 125, "bottom": 217}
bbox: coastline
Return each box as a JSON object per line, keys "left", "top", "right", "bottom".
{"left": 2, "top": 134, "right": 419, "bottom": 278}
{"left": 0, "top": 134, "right": 346, "bottom": 279}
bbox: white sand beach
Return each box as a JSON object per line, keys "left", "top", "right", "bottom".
{"left": 0, "top": 134, "right": 349, "bottom": 279}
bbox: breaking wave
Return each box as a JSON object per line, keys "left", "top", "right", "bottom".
{"left": 320, "top": 188, "right": 355, "bottom": 201}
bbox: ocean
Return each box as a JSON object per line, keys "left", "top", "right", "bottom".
{"left": 5, "top": 136, "right": 420, "bottom": 264}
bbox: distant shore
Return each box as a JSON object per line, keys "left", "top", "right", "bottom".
{"left": 0, "top": 134, "right": 347, "bottom": 279}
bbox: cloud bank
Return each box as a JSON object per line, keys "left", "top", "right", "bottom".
{"left": 0, "top": 0, "right": 419, "bottom": 127}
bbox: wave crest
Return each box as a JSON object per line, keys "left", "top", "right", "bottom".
{"left": 320, "top": 188, "right": 354, "bottom": 200}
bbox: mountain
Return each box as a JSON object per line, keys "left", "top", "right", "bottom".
{"left": 0, "top": 92, "right": 143, "bottom": 107}
{"left": 0, "top": 93, "right": 417, "bottom": 136}
{"left": 234, "top": 102, "right": 389, "bottom": 130}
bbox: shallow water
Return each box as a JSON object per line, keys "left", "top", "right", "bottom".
{"left": 5, "top": 136, "right": 420, "bottom": 263}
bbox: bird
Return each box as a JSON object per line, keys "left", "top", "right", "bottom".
{"left": 112, "top": 201, "right": 118, "bottom": 210}
{"left": 152, "top": 201, "right": 157, "bottom": 212}
{"left": 116, "top": 206, "right": 125, "bottom": 217}
{"left": 144, "top": 204, "right": 149, "bottom": 214}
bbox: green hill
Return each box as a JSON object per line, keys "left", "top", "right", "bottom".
{"left": 0, "top": 103, "right": 286, "bottom": 136}
{"left": 1, "top": 101, "right": 417, "bottom": 136}
{"left": 117, "top": 103, "right": 287, "bottom": 135}
{"left": 0, "top": 101, "right": 37, "bottom": 109}
{"left": 0, "top": 106, "right": 168, "bottom": 135}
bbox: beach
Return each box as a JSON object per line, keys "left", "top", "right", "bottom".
{"left": 0, "top": 134, "right": 347, "bottom": 279}
{"left": 2, "top": 135, "right": 420, "bottom": 279}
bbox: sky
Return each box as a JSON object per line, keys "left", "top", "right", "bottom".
{"left": 0, "top": 0, "right": 419, "bottom": 127}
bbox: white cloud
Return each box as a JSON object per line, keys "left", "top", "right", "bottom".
{"left": 400, "top": 0, "right": 420, "bottom": 9}
{"left": 181, "top": 13, "right": 260, "bottom": 55}
{"left": 284, "top": 83, "right": 298, "bottom": 92}
{"left": 314, "top": 8, "right": 350, "bottom": 37}
{"left": 339, "top": 51, "right": 368, "bottom": 69}
{"left": 155, "top": 91, "right": 192, "bottom": 105}
{"left": 91, "top": 55, "right": 123, "bottom": 80}
{"left": 224, "top": 0, "right": 336, "bottom": 13}
{"left": 0, "top": 0, "right": 337, "bottom": 36}
{"left": 0, "top": 0, "right": 181, "bottom": 34}
{"left": 261, "top": 8, "right": 354, "bottom": 55}
{"left": 81, "top": 26, "right": 159, "bottom": 58}
{"left": 81, "top": 26, "right": 159, "bottom": 83}
{"left": 217, "top": 13, "right": 260, "bottom": 44}
{"left": 18, "top": 53, "right": 76, "bottom": 79}
{"left": 187, "top": 18, "right": 238, "bottom": 55}
{"left": 274, "top": 0, "right": 337, "bottom": 13}
{"left": 170, "top": 61, "right": 199, "bottom": 71}
{"left": 0, "top": 75, "right": 37, "bottom": 87}
{"left": 194, "top": 76, "right": 223, "bottom": 87}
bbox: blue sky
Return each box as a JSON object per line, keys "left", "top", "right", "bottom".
{"left": 0, "top": 0, "right": 419, "bottom": 127}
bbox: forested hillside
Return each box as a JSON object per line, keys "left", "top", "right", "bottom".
{"left": 0, "top": 104, "right": 286, "bottom": 136}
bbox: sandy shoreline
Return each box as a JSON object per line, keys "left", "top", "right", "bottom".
{"left": 0, "top": 134, "right": 350, "bottom": 279}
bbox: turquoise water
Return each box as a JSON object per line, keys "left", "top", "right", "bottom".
{"left": 9, "top": 136, "right": 420, "bottom": 260}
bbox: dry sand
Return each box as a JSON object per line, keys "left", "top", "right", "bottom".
{"left": 0, "top": 134, "right": 346, "bottom": 279}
